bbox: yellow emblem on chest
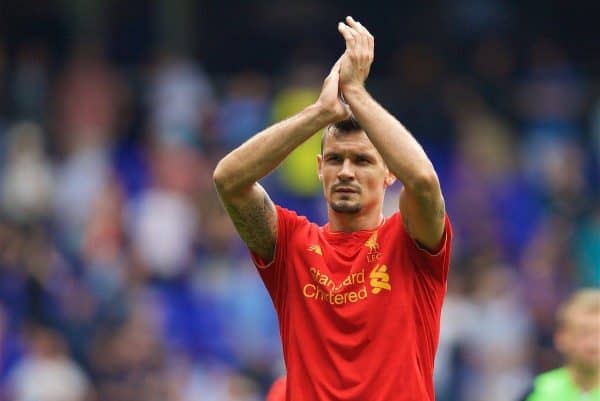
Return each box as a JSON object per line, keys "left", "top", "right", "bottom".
{"left": 307, "top": 244, "right": 323, "bottom": 256}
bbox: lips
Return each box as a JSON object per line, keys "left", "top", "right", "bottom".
{"left": 333, "top": 185, "right": 360, "bottom": 193}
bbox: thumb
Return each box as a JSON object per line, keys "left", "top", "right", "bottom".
{"left": 329, "top": 55, "right": 344, "bottom": 76}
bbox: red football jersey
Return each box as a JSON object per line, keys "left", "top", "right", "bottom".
{"left": 266, "top": 376, "right": 287, "bottom": 401}
{"left": 252, "top": 206, "right": 452, "bottom": 401}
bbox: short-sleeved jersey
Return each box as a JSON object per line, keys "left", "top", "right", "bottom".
{"left": 251, "top": 206, "right": 452, "bottom": 401}
{"left": 266, "top": 376, "right": 287, "bottom": 401}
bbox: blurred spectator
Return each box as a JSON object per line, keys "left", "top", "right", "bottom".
{"left": 215, "top": 71, "right": 270, "bottom": 149}
{"left": 434, "top": 272, "right": 478, "bottom": 401}
{"left": 270, "top": 62, "right": 324, "bottom": 219}
{"left": 7, "top": 325, "right": 91, "bottom": 401}
{"left": 146, "top": 51, "right": 215, "bottom": 147}
{"left": 1, "top": 122, "right": 54, "bottom": 222}
{"left": 89, "top": 295, "right": 168, "bottom": 401}
{"left": 520, "top": 216, "right": 577, "bottom": 372}
{"left": 128, "top": 141, "right": 203, "bottom": 279}
{"left": 462, "top": 265, "right": 534, "bottom": 401}
{"left": 574, "top": 205, "right": 600, "bottom": 287}
{"left": 51, "top": 46, "right": 126, "bottom": 248}
{"left": 11, "top": 43, "right": 50, "bottom": 121}
{"left": 447, "top": 106, "right": 540, "bottom": 262}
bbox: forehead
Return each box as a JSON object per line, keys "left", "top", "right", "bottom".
{"left": 563, "top": 308, "right": 600, "bottom": 329}
{"left": 322, "top": 130, "right": 380, "bottom": 155}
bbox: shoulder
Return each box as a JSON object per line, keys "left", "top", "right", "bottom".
{"left": 275, "top": 205, "right": 313, "bottom": 229}
{"left": 518, "top": 368, "right": 569, "bottom": 401}
{"left": 534, "top": 368, "right": 570, "bottom": 387}
{"left": 275, "top": 205, "right": 321, "bottom": 242}
{"left": 381, "top": 211, "right": 404, "bottom": 233}
{"left": 524, "top": 368, "right": 572, "bottom": 401}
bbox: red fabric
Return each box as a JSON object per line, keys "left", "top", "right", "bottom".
{"left": 266, "top": 376, "right": 287, "bottom": 401}
{"left": 251, "top": 206, "right": 452, "bottom": 401}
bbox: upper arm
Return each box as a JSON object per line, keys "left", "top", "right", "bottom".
{"left": 399, "top": 179, "right": 446, "bottom": 252}
{"left": 215, "top": 182, "right": 278, "bottom": 263}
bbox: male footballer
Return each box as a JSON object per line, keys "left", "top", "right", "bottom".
{"left": 214, "top": 16, "right": 452, "bottom": 401}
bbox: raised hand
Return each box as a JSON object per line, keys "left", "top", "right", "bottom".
{"left": 337, "top": 16, "right": 374, "bottom": 91}
{"left": 315, "top": 56, "right": 352, "bottom": 124}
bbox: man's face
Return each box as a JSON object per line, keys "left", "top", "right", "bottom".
{"left": 317, "top": 130, "right": 394, "bottom": 215}
{"left": 556, "top": 308, "right": 600, "bottom": 370}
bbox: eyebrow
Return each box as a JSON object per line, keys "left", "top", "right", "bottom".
{"left": 356, "top": 153, "right": 376, "bottom": 160}
{"left": 322, "top": 151, "right": 377, "bottom": 160}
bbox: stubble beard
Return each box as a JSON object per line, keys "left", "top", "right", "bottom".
{"left": 331, "top": 200, "right": 362, "bottom": 214}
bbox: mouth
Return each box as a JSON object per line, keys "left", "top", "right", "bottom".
{"left": 333, "top": 185, "right": 360, "bottom": 194}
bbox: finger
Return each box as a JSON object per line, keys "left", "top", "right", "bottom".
{"left": 354, "top": 19, "right": 373, "bottom": 42}
{"left": 344, "top": 17, "right": 369, "bottom": 53}
{"left": 345, "top": 16, "right": 362, "bottom": 31}
{"left": 344, "top": 22, "right": 360, "bottom": 40}
{"left": 355, "top": 23, "right": 373, "bottom": 59}
{"left": 345, "top": 16, "right": 367, "bottom": 44}
{"left": 338, "top": 22, "right": 359, "bottom": 46}
{"left": 355, "top": 20, "right": 374, "bottom": 50}
{"left": 346, "top": 16, "right": 369, "bottom": 35}
{"left": 346, "top": 16, "right": 375, "bottom": 47}
{"left": 338, "top": 24, "right": 362, "bottom": 61}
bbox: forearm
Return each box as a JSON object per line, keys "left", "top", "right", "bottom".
{"left": 343, "top": 85, "right": 438, "bottom": 191}
{"left": 214, "top": 104, "right": 330, "bottom": 194}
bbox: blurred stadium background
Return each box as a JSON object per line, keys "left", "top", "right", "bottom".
{"left": 0, "top": 1, "right": 598, "bottom": 400}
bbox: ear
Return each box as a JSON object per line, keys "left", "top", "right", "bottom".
{"left": 554, "top": 328, "right": 568, "bottom": 355}
{"left": 317, "top": 154, "right": 323, "bottom": 181}
{"left": 384, "top": 169, "right": 396, "bottom": 188}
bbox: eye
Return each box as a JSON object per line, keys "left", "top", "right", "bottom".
{"left": 356, "top": 156, "right": 371, "bottom": 165}
{"left": 325, "top": 155, "right": 342, "bottom": 163}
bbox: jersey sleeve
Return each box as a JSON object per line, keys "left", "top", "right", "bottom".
{"left": 401, "top": 213, "right": 453, "bottom": 284}
{"left": 249, "top": 205, "right": 301, "bottom": 309}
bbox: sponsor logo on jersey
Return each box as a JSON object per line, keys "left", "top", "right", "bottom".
{"left": 302, "top": 263, "right": 391, "bottom": 305}
{"left": 369, "top": 264, "right": 391, "bottom": 294}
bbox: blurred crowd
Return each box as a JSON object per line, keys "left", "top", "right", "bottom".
{"left": 0, "top": 1, "right": 599, "bottom": 401}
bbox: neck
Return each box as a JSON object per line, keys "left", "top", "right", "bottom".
{"left": 567, "top": 363, "right": 600, "bottom": 392}
{"left": 328, "top": 208, "right": 384, "bottom": 232}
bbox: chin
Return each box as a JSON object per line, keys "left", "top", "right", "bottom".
{"left": 331, "top": 201, "right": 362, "bottom": 214}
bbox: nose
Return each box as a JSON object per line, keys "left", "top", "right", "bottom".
{"left": 337, "top": 158, "right": 355, "bottom": 181}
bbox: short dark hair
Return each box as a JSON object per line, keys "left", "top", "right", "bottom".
{"left": 321, "top": 117, "right": 363, "bottom": 154}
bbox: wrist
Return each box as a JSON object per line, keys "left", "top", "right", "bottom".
{"left": 310, "top": 102, "right": 342, "bottom": 126}
{"left": 341, "top": 83, "right": 368, "bottom": 100}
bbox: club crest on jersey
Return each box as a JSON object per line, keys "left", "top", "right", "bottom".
{"left": 365, "top": 232, "right": 382, "bottom": 262}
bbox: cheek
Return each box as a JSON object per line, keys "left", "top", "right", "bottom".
{"left": 364, "top": 174, "right": 385, "bottom": 191}
{"left": 320, "top": 172, "right": 334, "bottom": 192}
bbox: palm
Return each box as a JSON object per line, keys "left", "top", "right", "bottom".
{"left": 318, "top": 58, "right": 351, "bottom": 122}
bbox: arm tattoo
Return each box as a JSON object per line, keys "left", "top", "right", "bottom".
{"left": 223, "top": 193, "right": 277, "bottom": 261}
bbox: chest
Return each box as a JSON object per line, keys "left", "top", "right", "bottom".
{"left": 286, "top": 229, "right": 414, "bottom": 317}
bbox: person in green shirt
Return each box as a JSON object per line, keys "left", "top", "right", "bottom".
{"left": 521, "top": 289, "right": 600, "bottom": 401}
